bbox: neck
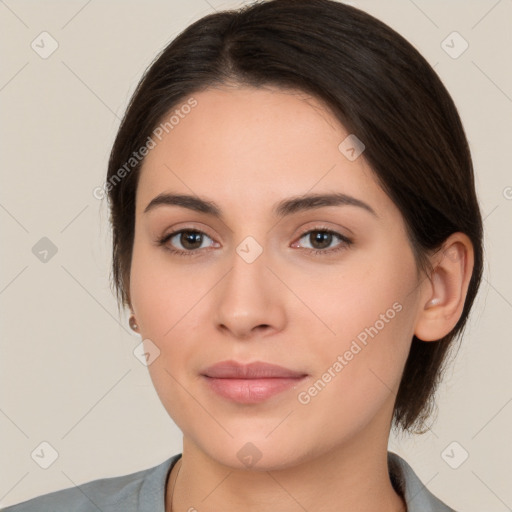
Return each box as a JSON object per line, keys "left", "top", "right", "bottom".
{"left": 166, "top": 426, "right": 406, "bottom": 512}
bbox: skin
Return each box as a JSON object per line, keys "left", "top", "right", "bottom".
{"left": 128, "top": 85, "right": 474, "bottom": 512}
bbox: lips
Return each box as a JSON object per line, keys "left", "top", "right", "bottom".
{"left": 201, "top": 360, "right": 308, "bottom": 404}
{"left": 201, "top": 360, "right": 307, "bottom": 379}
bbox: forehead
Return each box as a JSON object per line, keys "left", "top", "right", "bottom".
{"left": 135, "top": 85, "right": 388, "bottom": 219}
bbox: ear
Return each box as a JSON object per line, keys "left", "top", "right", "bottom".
{"left": 414, "top": 232, "right": 474, "bottom": 342}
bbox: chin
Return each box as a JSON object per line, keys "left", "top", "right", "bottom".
{"left": 191, "top": 431, "right": 313, "bottom": 472}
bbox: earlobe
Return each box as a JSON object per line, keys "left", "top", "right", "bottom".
{"left": 423, "top": 270, "right": 447, "bottom": 312}
{"left": 425, "top": 297, "right": 441, "bottom": 308}
{"left": 414, "top": 233, "right": 474, "bottom": 342}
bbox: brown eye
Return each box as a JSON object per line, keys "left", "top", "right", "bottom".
{"left": 294, "top": 228, "right": 353, "bottom": 256}
{"left": 157, "top": 229, "right": 216, "bottom": 256}
{"left": 308, "top": 231, "right": 335, "bottom": 250}
{"left": 177, "top": 231, "right": 204, "bottom": 250}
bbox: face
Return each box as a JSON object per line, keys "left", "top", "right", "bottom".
{"left": 129, "top": 85, "right": 426, "bottom": 470}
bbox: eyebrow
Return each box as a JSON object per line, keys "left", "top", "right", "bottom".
{"left": 143, "top": 192, "right": 378, "bottom": 218}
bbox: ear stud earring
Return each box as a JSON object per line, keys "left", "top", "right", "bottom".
{"left": 129, "top": 315, "right": 139, "bottom": 332}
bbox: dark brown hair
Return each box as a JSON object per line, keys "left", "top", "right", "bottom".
{"left": 106, "top": 0, "right": 483, "bottom": 433}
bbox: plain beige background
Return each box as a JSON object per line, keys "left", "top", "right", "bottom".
{"left": 1, "top": 0, "right": 511, "bottom": 510}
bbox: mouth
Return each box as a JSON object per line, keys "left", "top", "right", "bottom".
{"left": 200, "top": 360, "right": 309, "bottom": 404}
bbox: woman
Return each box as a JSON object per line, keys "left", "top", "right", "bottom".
{"left": 2, "top": 0, "right": 482, "bottom": 511}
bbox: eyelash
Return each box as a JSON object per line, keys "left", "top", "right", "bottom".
{"left": 156, "top": 226, "right": 353, "bottom": 258}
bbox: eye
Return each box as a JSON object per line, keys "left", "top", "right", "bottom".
{"left": 157, "top": 229, "right": 218, "bottom": 257}
{"left": 293, "top": 227, "right": 353, "bottom": 255}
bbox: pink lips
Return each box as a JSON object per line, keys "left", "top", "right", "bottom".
{"left": 201, "top": 360, "right": 308, "bottom": 404}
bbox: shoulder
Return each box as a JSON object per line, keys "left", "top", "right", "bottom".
{"left": 388, "top": 452, "right": 457, "bottom": 512}
{"left": 1, "top": 454, "right": 181, "bottom": 512}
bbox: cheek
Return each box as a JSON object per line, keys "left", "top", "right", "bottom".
{"left": 293, "top": 245, "right": 419, "bottom": 404}
{"left": 292, "top": 285, "right": 417, "bottom": 443}
{"left": 286, "top": 243, "right": 418, "bottom": 350}
{"left": 129, "top": 238, "right": 213, "bottom": 388}
{"left": 129, "top": 242, "right": 204, "bottom": 428}
{"left": 129, "top": 238, "right": 204, "bottom": 337}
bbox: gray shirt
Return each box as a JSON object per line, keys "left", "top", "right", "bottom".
{"left": 1, "top": 452, "right": 456, "bottom": 511}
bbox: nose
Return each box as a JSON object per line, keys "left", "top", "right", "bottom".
{"left": 213, "top": 247, "right": 287, "bottom": 340}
